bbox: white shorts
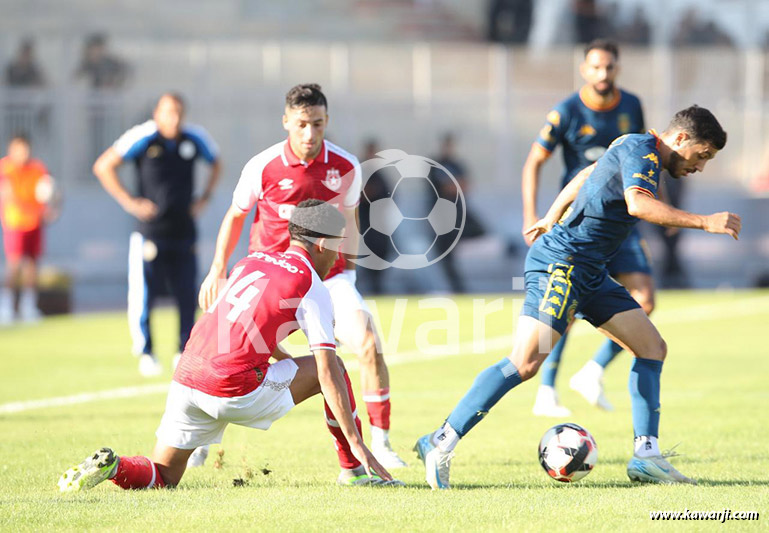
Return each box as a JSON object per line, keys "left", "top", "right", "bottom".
{"left": 155, "top": 359, "right": 298, "bottom": 449}
{"left": 324, "top": 271, "right": 374, "bottom": 351}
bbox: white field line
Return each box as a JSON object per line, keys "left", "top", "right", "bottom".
{"left": 2, "top": 295, "right": 767, "bottom": 415}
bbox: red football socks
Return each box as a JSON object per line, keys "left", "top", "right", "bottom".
{"left": 111, "top": 455, "right": 166, "bottom": 490}
{"left": 363, "top": 388, "right": 391, "bottom": 430}
{"left": 323, "top": 371, "right": 363, "bottom": 469}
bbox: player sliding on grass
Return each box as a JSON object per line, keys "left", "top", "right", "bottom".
{"left": 416, "top": 105, "right": 740, "bottom": 488}
{"left": 59, "top": 200, "right": 402, "bottom": 491}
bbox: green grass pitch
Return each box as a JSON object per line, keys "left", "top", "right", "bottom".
{"left": 1, "top": 290, "right": 767, "bottom": 531}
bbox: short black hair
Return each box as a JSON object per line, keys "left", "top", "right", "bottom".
{"left": 288, "top": 199, "right": 345, "bottom": 245}
{"left": 9, "top": 132, "right": 30, "bottom": 145}
{"left": 285, "top": 83, "right": 328, "bottom": 110}
{"left": 585, "top": 39, "right": 619, "bottom": 60}
{"left": 666, "top": 105, "right": 727, "bottom": 150}
{"left": 157, "top": 92, "right": 185, "bottom": 110}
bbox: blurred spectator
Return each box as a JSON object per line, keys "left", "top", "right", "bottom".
{"left": 5, "top": 39, "right": 45, "bottom": 87}
{"left": 487, "top": 0, "right": 533, "bottom": 43}
{"left": 674, "top": 9, "right": 734, "bottom": 47}
{"left": 0, "top": 134, "right": 57, "bottom": 324}
{"left": 571, "top": 0, "right": 612, "bottom": 44}
{"left": 615, "top": 7, "right": 650, "bottom": 45}
{"left": 92, "top": 93, "right": 221, "bottom": 376}
{"left": 357, "top": 139, "right": 393, "bottom": 295}
{"left": 75, "top": 34, "right": 129, "bottom": 89}
{"left": 430, "top": 132, "right": 486, "bottom": 293}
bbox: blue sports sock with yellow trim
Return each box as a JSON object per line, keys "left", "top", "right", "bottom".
{"left": 629, "top": 358, "right": 663, "bottom": 438}
{"left": 445, "top": 358, "right": 522, "bottom": 437}
{"left": 539, "top": 331, "right": 568, "bottom": 387}
{"left": 593, "top": 338, "right": 624, "bottom": 368}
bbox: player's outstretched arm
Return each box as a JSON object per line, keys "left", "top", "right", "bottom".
{"left": 625, "top": 189, "right": 741, "bottom": 240}
{"left": 93, "top": 147, "right": 157, "bottom": 221}
{"left": 315, "top": 349, "right": 393, "bottom": 481}
{"left": 198, "top": 204, "right": 248, "bottom": 309}
{"left": 521, "top": 145, "right": 551, "bottom": 246}
{"left": 525, "top": 163, "right": 596, "bottom": 243}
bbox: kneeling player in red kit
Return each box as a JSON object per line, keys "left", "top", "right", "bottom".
{"left": 58, "top": 199, "right": 401, "bottom": 490}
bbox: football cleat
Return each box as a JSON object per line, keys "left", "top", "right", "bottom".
{"left": 371, "top": 440, "right": 408, "bottom": 469}
{"left": 186, "top": 445, "right": 209, "bottom": 468}
{"left": 413, "top": 433, "right": 453, "bottom": 490}
{"left": 58, "top": 447, "right": 119, "bottom": 492}
{"left": 138, "top": 354, "right": 162, "bottom": 377}
{"left": 627, "top": 453, "right": 696, "bottom": 485}
{"left": 336, "top": 466, "right": 404, "bottom": 487}
{"left": 569, "top": 366, "right": 613, "bottom": 411}
{"left": 532, "top": 385, "right": 572, "bottom": 417}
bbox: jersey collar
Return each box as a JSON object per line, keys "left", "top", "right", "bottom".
{"left": 648, "top": 129, "right": 661, "bottom": 149}
{"left": 283, "top": 139, "right": 328, "bottom": 168}
{"left": 285, "top": 244, "right": 315, "bottom": 269}
{"left": 579, "top": 85, "right": 621, "bottom": 112}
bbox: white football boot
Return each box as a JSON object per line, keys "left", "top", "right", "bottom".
{"left": 532, "top": 385, "right": 572, "bottom": 417}
{"left": 569, "top": 361, "right": 613, "bottom": 411}
{"left": 627, "top": 450, "right": 696, "bottom": 485}
{"left": 138, "top": 353, "right": 162, "bottom": 377}
{"left": 370, "top": 427, "right": 408, "bottom": 469}
{"left": 414, "top": 432, "right": 453, "bottom": 490}
{"left": 186, "top": 445, "right": 209, "bottom": 468}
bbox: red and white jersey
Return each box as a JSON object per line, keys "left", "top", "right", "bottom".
{"left": 174, "top": 245, "right": 336, "bottom": 397}
{"left": 232, "top": 139, "right": 361, "bottom": 279}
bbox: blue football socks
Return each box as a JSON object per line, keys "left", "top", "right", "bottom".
{"left": 629, "top": 357, "right": 663, "bottom": 438}
{"left": 445, "top": 358, "right": 522, "bottom": 437}
{"left": 593, "top": 338, "right": 624, "bottom": 368}
{"left": 539, "top": 332, "right": 568, "bottom": 387}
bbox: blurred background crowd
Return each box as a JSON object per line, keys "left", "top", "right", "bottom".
{"left": 0, "top": 0, "right": 768, "bottom": 314}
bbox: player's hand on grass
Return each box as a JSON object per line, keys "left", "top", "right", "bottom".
{"left": 704, "top": 211, "right": 742, "bottom": 240}
{"left": 352, "top": 443, "right": 393, "bottom": 482}
{"left": 199, "top": 268, "right": 225, "bottom": 310}
{"left": 522, "top": 213, "right": 540, "bottom": 246}
{"left": 126, "top": 197, "right": 158, "bottom": 222}
{"left": 524, "top": 217, "right": 555, "bottom": 244}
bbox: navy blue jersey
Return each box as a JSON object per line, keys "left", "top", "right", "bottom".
{"left": 537, "top": 132, "right": 660, "bottom": 269}
{"left": 535, "top": 87, "right": 645, "bottom": 188}
{"left": 114, "top": 120, "right": 219, "bottom": 240}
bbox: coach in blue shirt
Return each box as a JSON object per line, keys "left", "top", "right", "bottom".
{"left": 94, "top": 93, "right": 221, "bottom": 376}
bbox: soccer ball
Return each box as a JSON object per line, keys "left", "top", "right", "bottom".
{"left": 357, "top": 149, "right": 465, "bottom": 270}
{"left": 538, "top": 423, "right": 598, "bottom": 483}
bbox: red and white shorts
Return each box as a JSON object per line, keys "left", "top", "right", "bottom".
{"left": 155, "top": 359, "right": 298, "bottom": 449}
{"left": 2, "top": 227, "right": 42, "bottom": 260}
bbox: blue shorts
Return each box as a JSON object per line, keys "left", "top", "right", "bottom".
{"left": 522, "top": 245, "right": 640, "bottom": 335}
{"left": 607, "top": 227, "right": 652, "bottom": 276}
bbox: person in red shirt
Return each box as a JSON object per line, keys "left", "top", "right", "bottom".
{"left": 58, "top": 200, "right": 401, "bottom": 491}
{"left": 198, "top": 84, "right": 407, "bottom": 468}
{"left": 0, "top": 134, "right": 56, "bottom": 324}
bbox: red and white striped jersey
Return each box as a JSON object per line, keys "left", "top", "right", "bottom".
{"left": 174, "top": 245, "right": 335, "bottom": 397}
{"left": 231, "top": 139, "right": 361, "bottom": 280}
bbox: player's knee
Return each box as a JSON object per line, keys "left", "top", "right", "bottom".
{"left": 515, "top": 359, "right": 542, "bottom": 382}
{"left": 636, "top": 293, "right": 655, "bottom": 315}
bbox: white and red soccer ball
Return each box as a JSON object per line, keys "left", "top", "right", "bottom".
{"left": 538, "top": 423, "right": 598, "bottom": 483}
